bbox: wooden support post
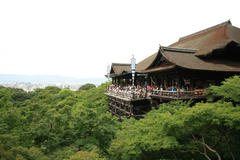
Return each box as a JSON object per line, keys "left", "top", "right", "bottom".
{"left": 164, "top": 79, "right": 167, "bottom": 90}
{"left": 130, "top": 104, "right": 133, "bottom": 116}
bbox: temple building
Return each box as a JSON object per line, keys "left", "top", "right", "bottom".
{"left": 106, "top": 20, "right": 240, "bottom": 119}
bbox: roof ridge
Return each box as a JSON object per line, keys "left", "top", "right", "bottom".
{"left": 112, "top": 63, "right": 130, "bottom": 66}
{"left": 160, "top": 46, "right": 198, "bottom": 53}
{"left": 179, "top": 20, "right": 231, "bottom": 41}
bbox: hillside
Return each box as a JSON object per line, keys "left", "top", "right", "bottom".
{"left": 0, "top": 76, "right": 240, "bottom": 160}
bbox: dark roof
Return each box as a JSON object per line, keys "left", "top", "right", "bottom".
{"left": 161, "top": 49, "right": 240, "bottom": 72}
{"left": 170, "top": 20, "right": 240, "bottom": 57}
{"left": 136, "top": 52, "right": 158, "bottom": 71}
{"left": 142, "top": 65, "right": 176, "bottom": 73}
{"left": 110, "top": 21, "right": 240, "bottom": 76}
{"left": 160, "top": 46, "right": 197, "bottom": 53}
{"left": 136, "top": 20, "right": 240, "bottom": 73}
{"left": 110, "top": 63, "right": 131, "bottom": 76}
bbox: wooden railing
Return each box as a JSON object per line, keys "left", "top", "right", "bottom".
{"left": 106, "top": 90, "right": 148, "bottom": 100}
{"left": 107, "top": 88, "right": 206, "bottom": 100}
{"left": 106, "top": 90, "right": 134, "bottom": 99}
{"left": 151, "top": 89, "right": 206, "bottom": 99}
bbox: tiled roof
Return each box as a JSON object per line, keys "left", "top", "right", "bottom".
{"left": 110, "top": 63, "right": 131, "bottom": 76}
{"left": 136, "top": 20, "right": 240, "bottom": 73}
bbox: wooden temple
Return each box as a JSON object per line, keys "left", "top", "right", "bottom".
{"left": 105, "top": 20, "right": 240, "bottom": 118}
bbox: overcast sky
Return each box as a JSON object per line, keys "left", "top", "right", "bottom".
{"left": 0, "top": 0, "right": 239, "bottom": 79}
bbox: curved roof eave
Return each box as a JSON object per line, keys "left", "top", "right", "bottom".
{"left": 160, "top": 49, "right": 240, "bottom": 72}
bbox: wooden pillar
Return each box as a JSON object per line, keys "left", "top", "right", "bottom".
{"left": 113, "top": 78, "right": 115, "bottom": 84}
{"left": 190, "top": 79, "right": 194, "bottom": 90}
{"left": 130, "top": 104, "right": 133, "bottom": 116}
{"left": 164, "top": 78, "right": 167, "bottom": 90}
{"left": 176, "top": 76, "right": 180, "bottom": 90}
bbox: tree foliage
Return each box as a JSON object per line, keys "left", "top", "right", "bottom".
{"left": 79, "top": 83, "right": 96, "bottom": 91}
{"left": 0, "top": 76, "right": 240, "bottom": 160}
{"left": 108, "top": 101, "right": 240, "bottom": 160}
{"left": 205, "top": 75, "right": 240, "bottom": 103}
{"left": 0, "top": 82, "right": 119, "bottom": 160}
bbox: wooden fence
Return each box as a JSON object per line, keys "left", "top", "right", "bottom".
{"left": 107, "top": 89, "right": 206, "bottom": 100}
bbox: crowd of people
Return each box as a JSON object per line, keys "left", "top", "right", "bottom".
{"left": 107, "top": 84, "right": 205, "bottom": 99}
{"left": 107, "top": 84, "right": 167, "bottom": 99}
{"left": 107, "top": 84, "right": 153, "bottom": 98}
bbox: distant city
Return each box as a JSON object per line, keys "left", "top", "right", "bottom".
{"left": 0, "top": 74, "right": 107, "bottom": 92}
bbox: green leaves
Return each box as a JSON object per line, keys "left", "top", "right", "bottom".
{"left": 0, "top": 82, "right": 119, "bottom": 159}
{"left": 72, "top": 103, "right": 119, "bottom": 154}
{"left": 1, "top": 77, "right": 240, "bottom": 160}
{"left": 108, "top": 101, "right": 240, "bottom": 160}
{"left": 205, "top": 75, "right": 240, "bottom": 103}
{"left": 78, "top": 83, "right": 96, "bottom": 91}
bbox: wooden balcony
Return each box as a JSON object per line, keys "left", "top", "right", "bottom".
{"left": 105, "top": 88, "right": 206, "bottom": 119}
{"left": 150, "top": 89, "right": 206, "bottom": 100}
{"left": 105, "top": 90, "right": 148, "bottom": 101}
{"left": 105, "top": 90, "right": 151, "bottom": 119}
{"left": 106, "top": 89, "right": 206, "bottom": 101}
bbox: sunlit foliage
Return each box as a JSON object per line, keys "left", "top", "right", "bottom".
{"left": 0, "top": 76, "right": 240, "bottom": 160}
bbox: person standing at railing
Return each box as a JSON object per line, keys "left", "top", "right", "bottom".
{"left": 148, "top": 85, "right": 151, "bottom": 90}
{"left": 147, "top": 85, "right": 152, "bottom": 96}
{"left": 167, "top": 87, "right": 171, "bottom": 91}
{"left": 172, "top": 86, "right": 177, "bottom": 91}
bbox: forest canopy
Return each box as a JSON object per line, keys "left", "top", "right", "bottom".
{"left": 0, "top": 76, "right": 240, "bottom": 160}
{"left": 78, "top": 83, "right": 96, "bottom": 91}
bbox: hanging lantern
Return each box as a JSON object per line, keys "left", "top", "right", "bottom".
{"left": 131, "top": 55, "right": 136, "bottom": 87}
{"left": 107, "top": 65, "right": 110, "bottom": 81}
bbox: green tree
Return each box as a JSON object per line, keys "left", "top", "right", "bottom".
{"left": 0, "top": 87, "right": 13, "bottom": 109}
{"left": 10, "top": 88, "right": 31, "bottom": 107}
{"left": 205, "top": 75, "right": 240, "bottom": 103}
{"left": 0, "top": 143, "right": 15, "bottom": 160}
{"left": 72, "top": 103, "right": 119, "bottom": 156}
{"left": 70, "top": 149, "right": 106, "bottom": 160}
{"left": 109, "top": 101, "right": 240, "bottom": 160}
{"left": 79, "top": 83, "right": 96, "bottom": 91}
